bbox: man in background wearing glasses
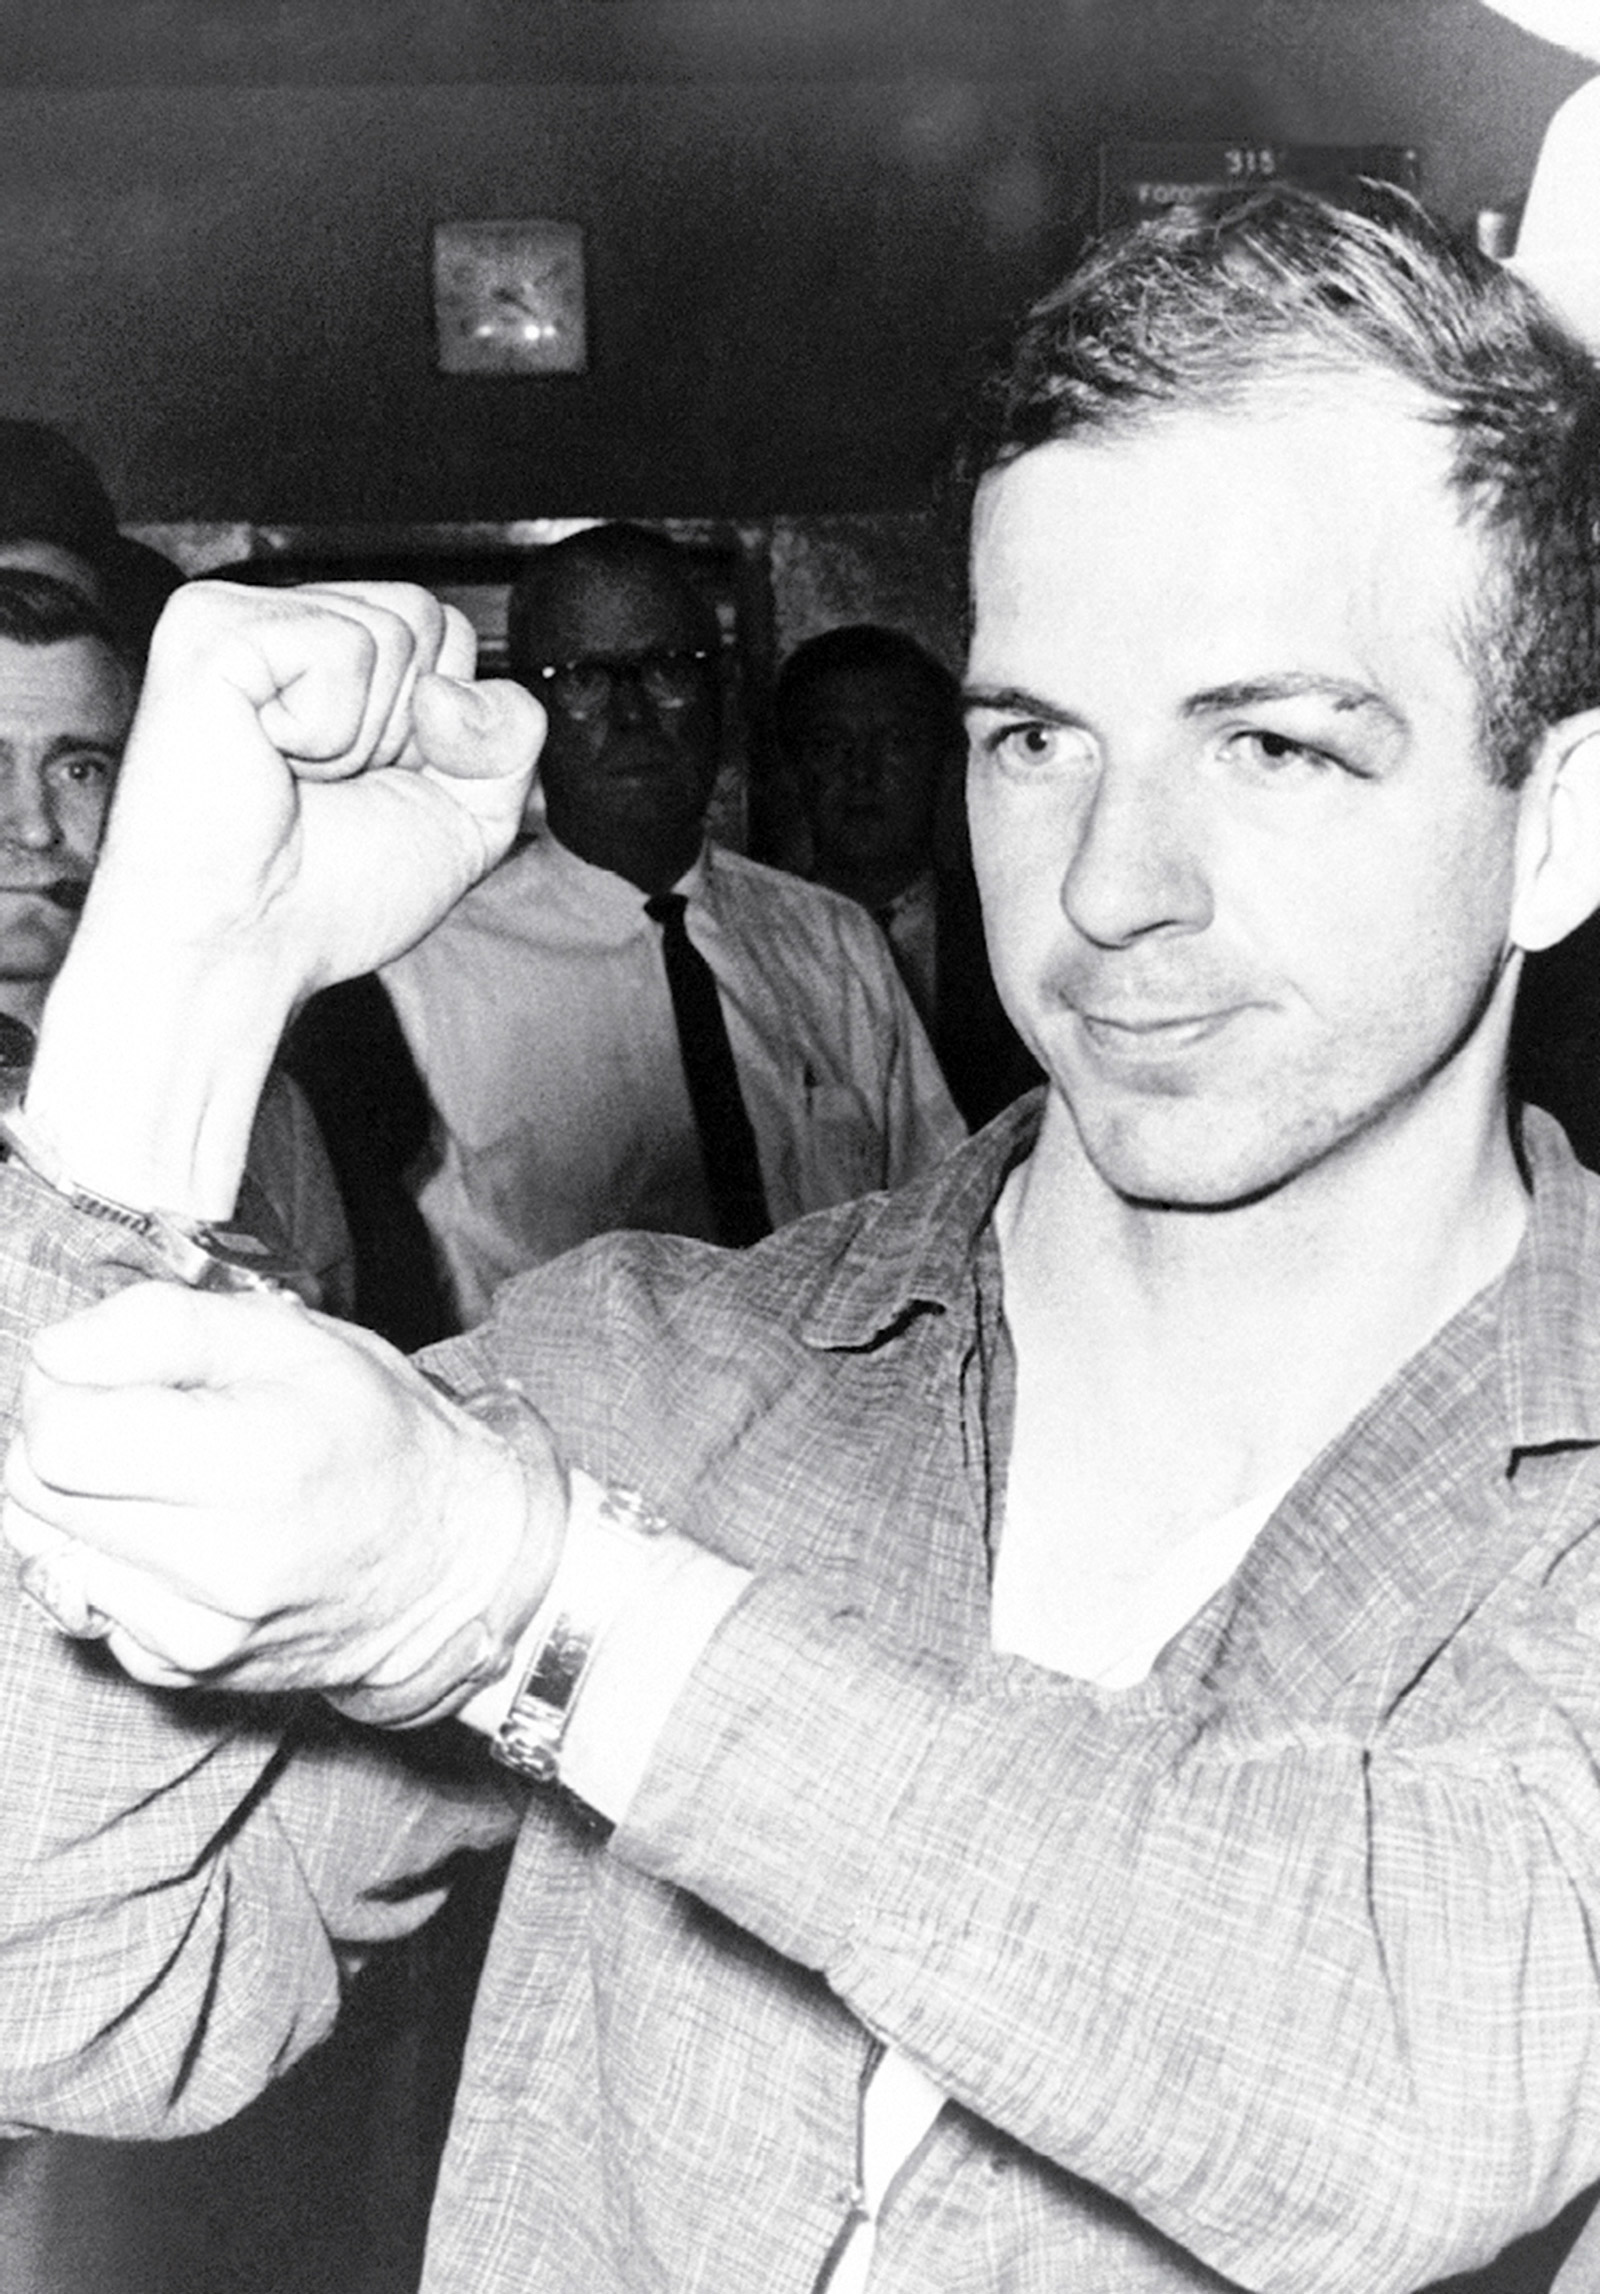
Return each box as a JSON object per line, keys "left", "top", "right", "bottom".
{"left": 302, "top": 520, "right": 962, "bottom": 1338}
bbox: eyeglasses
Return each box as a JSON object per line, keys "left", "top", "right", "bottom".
{"left": 530, "top": 646, "right": 713, "bottom": 721}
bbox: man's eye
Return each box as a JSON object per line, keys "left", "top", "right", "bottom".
{"left": 56, "top": 755, "right": 112, "bottom": 786}
{"left": 1231, "top": 727, "right": 1330, "bottom": 776}
{"left": 982, "top": 722, "right": 1089, "bottom": 776}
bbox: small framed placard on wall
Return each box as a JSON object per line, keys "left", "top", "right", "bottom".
{"left": 432, "top": 219, "right": 589, "bottom": 375}
{"left": 1098, "top": 144, "right": 1421, "bottom": 233}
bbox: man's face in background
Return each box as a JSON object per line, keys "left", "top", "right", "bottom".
{"left": 0, "top": 630, "right": 130, "bottom": 1028}
{"left": 787, "top": 660, "right": 947, "bottom": 896}
{"left": 519, "top": 554, "right": 721, "bottom": 887}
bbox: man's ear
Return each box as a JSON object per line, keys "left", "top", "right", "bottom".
{"left": 1510, "top": 710, "right": 1600, "bottom": 953}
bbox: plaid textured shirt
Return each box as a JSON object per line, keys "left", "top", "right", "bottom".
{"left": 7, "top": 1099, "right": 1600, "bottom": 2291}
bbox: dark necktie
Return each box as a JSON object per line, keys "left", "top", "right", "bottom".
{"left": 644, "top": 891, "right": 771, "bottom": 1246}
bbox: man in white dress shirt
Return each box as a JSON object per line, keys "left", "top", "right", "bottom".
{"left": 370, "top": 522, "right": 962, "bottom": 1329}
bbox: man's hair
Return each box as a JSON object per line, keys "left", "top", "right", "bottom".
{"left": 506, "top": 522, "right": 719, "bottom": 683}
{"left": 950, "top": 182, "right": 1600, "bottom": 787}
{"left": 0, "top": 423, "right": 121, "bottom": 561}
{"left": 774, "top": 623, "right": 960, "bottom": 737}
{"left": 0, "top": 567, "right": 128, "bottom": 667}
{"left": 0, "top": 422, "right": 184, "bottom": 664}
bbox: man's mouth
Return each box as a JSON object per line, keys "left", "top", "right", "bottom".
{"left": 1077, "top": 1006, "right": 1245, "bottom": 1054}
{"left": 0, "top": 878, "right": 89, "bottom": 912}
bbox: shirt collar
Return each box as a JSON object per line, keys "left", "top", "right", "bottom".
{"left": 791, "top": 1092, "right": 1042, "bottom": 1350}
{"left": 1497, "top": 1104, "right": 1600, "bottom": 1454}
{"left": 789, "top": 1092, "right": 1600, "bottom": 1461}
{"left": 503, "top": 831, "right": 710, "bottom": 924}
{"left": 1197, "top": 1110, "right": 1600, "bottom": 1713}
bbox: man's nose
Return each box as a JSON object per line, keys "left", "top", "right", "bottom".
{"left": 605, "top": 666, "right": 654, "bottom": 730}
{"left": 0, "top": 763, "right": 58, "bottom": 853}
{"left": 1059, "top": 750, "right": 1213, "bottom": 948}
{"left": 834, "top": 736, "right": 883, "bottom": 795}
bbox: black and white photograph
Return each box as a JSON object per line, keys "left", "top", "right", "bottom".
{"left": 4, "top": 4, "right": 1600, "bottom": 2290}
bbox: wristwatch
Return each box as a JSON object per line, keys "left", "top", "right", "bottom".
{"left": 489, "top": 1475, "right": 671, "bottom": 1783}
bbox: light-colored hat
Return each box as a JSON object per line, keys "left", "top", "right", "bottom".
{"left": 1477, "top": 0, "right": 1600, "bottom": 62}
{"left": 1485, "top": 0, "right": 1600, "bottom": 352}
{"left": 1508, "top": 76, "right": 1600, "bottom": 350}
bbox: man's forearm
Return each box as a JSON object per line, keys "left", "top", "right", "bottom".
{"left": 12, "top": 579, "right": 540, "bottom": 1224}
{"left": 23, "top": 904, "right": 294, "bottom": 1221}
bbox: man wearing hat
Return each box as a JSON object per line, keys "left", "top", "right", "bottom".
{"left": 0, "top": 419, "right": 185, "bottom": 663}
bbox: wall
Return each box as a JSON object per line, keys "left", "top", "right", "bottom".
{"left": 0, "top": 0, "right": 1590, "bottom": 527}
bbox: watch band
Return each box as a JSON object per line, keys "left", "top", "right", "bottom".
{"left": 489, "top": 1471, "right": 671, "bottom": 1783}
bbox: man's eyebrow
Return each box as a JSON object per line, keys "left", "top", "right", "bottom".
{"left": 960, "top": 684, "right": 1086, "bottom": 724}
{"left": 962, "top": 676, "right": 1406, "bottom": 734}
{"left": 42, "top": 732, "right": 124, "bottom": 754}
{"left": 1182, "top": 674, "right": 1406, "bottom": 730}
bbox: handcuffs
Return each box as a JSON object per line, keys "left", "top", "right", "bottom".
{"left": 0, "top": 1089, "right": 313, "bottom": 1645}
{"left": 1, "top": 1088, "right": 672, "bottom": 1782}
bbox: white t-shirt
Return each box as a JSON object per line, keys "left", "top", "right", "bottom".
{"left": 831, "top": 1155, "right": 1291, "bottom": 2294}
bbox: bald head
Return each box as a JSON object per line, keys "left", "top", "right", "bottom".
{"left": 508, "top": 524, "right": 718, "bottom": 673}
{"left": 506, "top": 526, "right": 723, "bottom": 894}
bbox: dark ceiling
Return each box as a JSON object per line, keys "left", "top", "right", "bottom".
{"left": 0, "top": 0, "right": 1474, "bottom": 88}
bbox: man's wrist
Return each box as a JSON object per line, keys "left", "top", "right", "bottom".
{"left": 459, "top": 1471, "right": 673, "bottom": 1771}
{"left": 0, "top": 1098, "right": 312, "bottom": 1298}
{"left": 328, "top": 1378, "right": 568, "bottom": 1733}
{"left": 461, "top": 1466, "right": 752, "bottom": 1823}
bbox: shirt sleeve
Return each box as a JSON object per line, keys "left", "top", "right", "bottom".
{"left": 0, "top": 1160, "right": 521, "bottom": 2140}
{"left": 605, "top": 1492, "right": 1600, "bottom": 2294}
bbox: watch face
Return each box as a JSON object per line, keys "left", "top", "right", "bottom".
{"left": 432, "top": 219, "right": 588, "bottom": 375}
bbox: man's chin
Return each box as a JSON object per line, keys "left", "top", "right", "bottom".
{"left": 0, "top": 933, "right": 69, "bottom": 990}
{"left": 1070, "top": 1103, "right": 1335, "bottom": 1216}
{"left": 581, "top": 777, "right": 707, "bottom": 833}
{"left": 1106, "top": 1166, "right": 1302, "bottom": 1217}
{"left": 0, "top": 965, "right": 55, "bottom": 1035}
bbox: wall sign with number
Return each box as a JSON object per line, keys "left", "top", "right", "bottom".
{"left": 1097, "top": 143, "right": 1421, "bottom": 232}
